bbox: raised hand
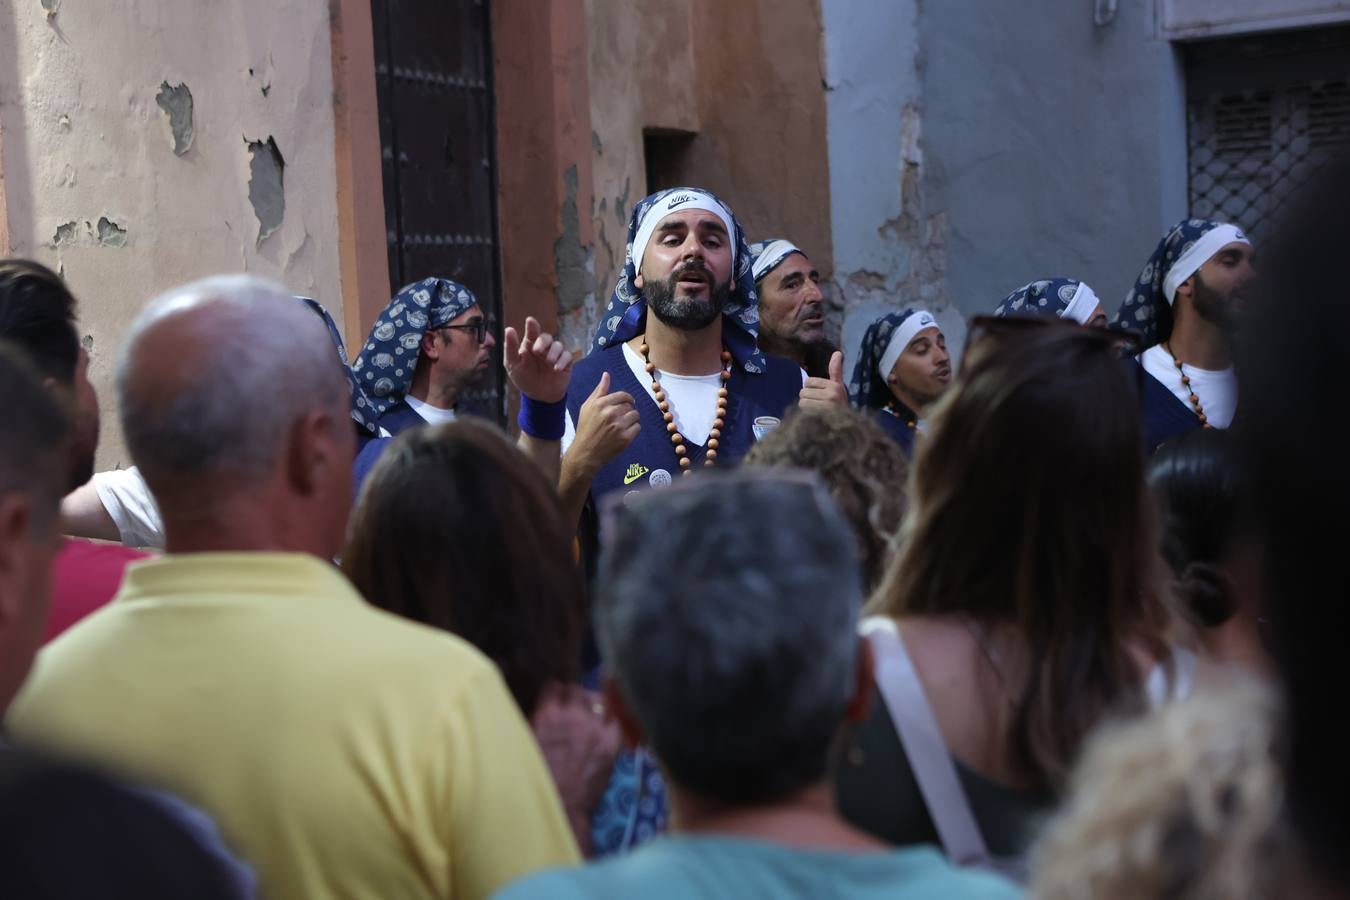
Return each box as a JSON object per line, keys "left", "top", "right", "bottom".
{"left": 503, "top": 316, "right": 573, "bottom": 403}
{"left": 570, "top": 371, "right": 640, "bottom": 470}
{"left": 798, "top": 350, "right": 848, "bottom": 408}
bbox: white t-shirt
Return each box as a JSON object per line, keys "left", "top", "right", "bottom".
{"left": 92, "top": 466, "right": 164, "bottom": 549}
{"left": 560, "top": 344, "right": 807, "bottom": 455}
{"left": 1141, "top": 345, "right": 1237, "bottom": 429}
{"left": 405, "top": 395, "right": 458, "bottom": 426}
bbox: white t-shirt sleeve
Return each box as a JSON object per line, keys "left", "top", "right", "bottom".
{"left": 91, "top": 466, "right": 165, "bottom": 549}
{"left": 560, "top": 410, "right": 576, "bottom": 457}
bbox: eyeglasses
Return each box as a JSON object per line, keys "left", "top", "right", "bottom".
{"left": 430, "top": 318, "right": 488, "bottom": 345}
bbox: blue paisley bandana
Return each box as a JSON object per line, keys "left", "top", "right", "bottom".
{"left": 351, "top": 277, "right": 480, "bottom": 417}
{"left": 848, "top": 308, "right": 937, "bottom": 410}
{"left": 1112, "top": 219, "right": 1249, "bottom": 347}
{"left": 296, "top": 296, "right": 379, "bottom": 438}
{"left": 590, "top": 187, "right": 766, "bottom": 374}
{"left": 994, "top": 278, "right": 1101, "bottom": 325}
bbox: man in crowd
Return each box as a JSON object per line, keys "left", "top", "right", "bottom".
{"left": 0, "top": 343, "right": 69, "bottom": 713}
{"left": 749, "top": 238, "right": 837, "bottom": 379}
{"left": 0, "top": 260, "right": 146, "bottom": 640}
{"left": 351, "top": 277, "right": 572, "bottom": 488}
{"left": 9, "top": 275, "right": 578, "bottom": 900}
{"left": 353, "top": 277, "right": 497, "bottom": 434}
{"left": 545, "top": 187, "right": 807, "bottom": 509}
{"left": 847, "top": 308, "right": 952, "bottom": 456}
{"left": 1113, "top": 218, "right": 1254, "bottom": 451}
{"left": 498, "top": 474, "right": 1017, "bottom": 899}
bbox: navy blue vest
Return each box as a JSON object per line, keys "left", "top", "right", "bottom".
{"left": 871, "top": 407, "right": 917, "bottom": 457}
{"left": 1134, "top": 361, "right": 1203, "bottom": 453}
{"left": 566, "top": 348, "right": 802, "bottom": 506}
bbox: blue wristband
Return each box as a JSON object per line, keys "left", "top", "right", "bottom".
{"left": 518, "top": 395, "right": 567, "bottom": 440}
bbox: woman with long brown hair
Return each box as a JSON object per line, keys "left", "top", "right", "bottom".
{"left": 342, "top": 419, "right": 619, "bottom": 854}
{"left": 836, "top": 317, "right": 1185, "bottom": 875}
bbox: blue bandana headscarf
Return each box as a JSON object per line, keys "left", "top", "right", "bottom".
{"left": 296, "top": 296, "right": 379, "bottom": 438}
{"left": 994, "top": 278, "right": 1101, "bottom": 325}
{"left": 591, "top": 187, "right": 766, "bottom": 374}
{"left": 1112, "top": 218, "right": 1250, "bottom": 347}
{"left": 848, "top": 308, "right": 938, "bottom": 410}
{"left": 352, "top": 277, "right": 480, "bottom": 417}
{"left": 748, "top": 239, "right": 804, "bottom": 283}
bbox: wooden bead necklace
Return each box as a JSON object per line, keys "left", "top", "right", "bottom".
{"left": 1164, "top": 342, "right": 1211, "bottom": 428}
{"left": 639, "top": 337, "right": 731, "bottom": 475}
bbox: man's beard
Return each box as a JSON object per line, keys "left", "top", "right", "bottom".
{"left": 1192, "top": 271, "right": 1244, "bottom": 334}
{"left": 645, "top": 263, "right": 730, "bottom": 332}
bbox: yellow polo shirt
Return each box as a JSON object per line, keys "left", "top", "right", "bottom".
{"left": 8, "top": 552, "right": 579, "bottom": 900}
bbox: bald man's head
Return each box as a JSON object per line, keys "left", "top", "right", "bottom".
{"left": 117, "top": 276, "right": 354, "bottom": 554}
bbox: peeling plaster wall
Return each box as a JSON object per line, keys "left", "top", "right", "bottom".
{"left": 822, "top": 0, "right": 1188, "bottom": 371}
{"left": 920, "top": 0, "right": 1186, "bottom": 323}
{"left": 0, "top": 0, "right": 344, "bottom": 469}
{"left": 820, "top": 0, "right": 958, "bottom": 371}
{"left": 584, "top": 0, "right": 833, "bottom": 352}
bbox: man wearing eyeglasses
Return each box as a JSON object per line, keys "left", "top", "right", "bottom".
{"left": 352, "top": 277, "right": 573, "bottom": 490}
{"left": 353, "top": 277, "right": 498, "bottom": 435}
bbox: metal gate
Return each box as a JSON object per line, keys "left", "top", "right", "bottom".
{"left": 1186, "top": 26, "right": 1350, "bottom": 241}
{"left": 371, "top": 0, "right": 503, "bottom": 419}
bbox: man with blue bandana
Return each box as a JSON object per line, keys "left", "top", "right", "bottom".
{"left": 352, "top": 278, "right": 573, "bottom": 489}
{"left": 749, "top": 239, "right": 839, "bottom": 379}
{"left": 538, "top": 188, "right": 806, "bottom": 511}
{"left": 1112, "top": 219, "right": 1255, "bottom": 452}
{"left": 848, "top": 309, "right": 951, "bottom": 457}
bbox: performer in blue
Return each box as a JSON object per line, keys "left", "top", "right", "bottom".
{"left": 547, "top": 187, "right": 806, "bottom": 509}
{"left": 847, "top": 308, "right": 951, "bottom": 457}
{"left": 1112, "top": 219, "right": 1254, "bottom": 452}
{"left": 351, "top": 277, "right": 574, "bottom": 491}
{"left": 993, "top": 277, "right": 1107, "bottom": 327}
{"left": 748, "top": 238, "right": 838, "bottom": 379}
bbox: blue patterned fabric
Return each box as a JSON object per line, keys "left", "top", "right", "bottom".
{"left": 296, "top": 297, "right": 379, "bottom": 438}
{"left": 848, "top": 309, "right": 926, "bottom": 411}
{"left": 590, "top": 187, "right": 766, "bottom": 374}
{"left": 1112, "top": 219, "right": 1247, "bottom": 347}
{"left": 590, "top": 747, "right": 669, "bottom": 857}
{"left": 351, "top": 278, "right": 479, "bottom": 417}
{"left": 994, "top": 278, "right": 1091, "bottom": 321}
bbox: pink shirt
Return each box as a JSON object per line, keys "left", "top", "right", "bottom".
{"left": 45, "top": 539, "right": 149, "bottom": 642}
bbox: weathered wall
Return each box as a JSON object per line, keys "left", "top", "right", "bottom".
{"left": 0, "top": 0, "right": 344, "bottom": 469}
{"left": 918, "top": 0, "right": 1188, "bottom": 320}
{"left": 584, "top": 0, "right": 833, "bottom": 352}
{"left": 820, "top": 0, "right": 959, "bottom": 370}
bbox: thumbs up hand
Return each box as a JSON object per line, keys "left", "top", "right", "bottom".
{"left": 798, "top": 351, "right": 849, "bottom": 409}
{"left": 570, "top": 371, "right": 640, "bottom": 470}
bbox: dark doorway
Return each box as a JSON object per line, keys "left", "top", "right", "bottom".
{"left": 371, "top": 0, "right": 503, "bottom": 419}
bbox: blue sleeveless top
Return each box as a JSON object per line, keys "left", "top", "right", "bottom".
{"left": 565, "top": 347, "right": 803, "bottom": 506}
{"left": 871, "top": 407, "right": 917, "bottom": 458}
{"left": 1134, "top": 361, "right": 1203, "bottom": 453}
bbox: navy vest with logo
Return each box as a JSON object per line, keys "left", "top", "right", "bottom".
{"left": 566, "top": 347, "right": 802, "bottom": 506}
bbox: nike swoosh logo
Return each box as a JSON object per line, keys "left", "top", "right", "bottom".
{"left": 623, "top": 470, "right": 646, "bottom": 485}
